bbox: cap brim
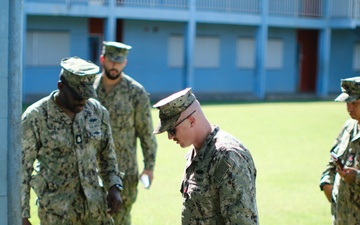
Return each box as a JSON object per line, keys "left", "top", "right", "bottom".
{"left": 334, "top": 93, "right": 359, "bottom": 102}
{"left": 69, "top": 83, "right": 97, "bottom": 99}
{"left": 83, "top": 85, "right": 98, "bottom": 98}
{"left": 334, "top": 93, "right": 348, "bottom": 102}
{"left": 153, "top": 114, "right": 180, "bottom": 134}
{"left": 107, "top": 56, "right": 126, "bottom": 63}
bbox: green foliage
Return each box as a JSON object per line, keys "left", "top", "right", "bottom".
{"left": 29, "top": 101, "right": 347, "bottom": 224}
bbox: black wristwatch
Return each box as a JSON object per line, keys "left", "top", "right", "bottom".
{"left": 113, "top": 184, "right": 123, "bottom": 192}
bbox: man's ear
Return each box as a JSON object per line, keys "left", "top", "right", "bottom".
{"left": 57, "top": 81, "right": 64, "bottom": 90}
{"left": 122, "top": 59, "right": 128, "bottom": 66}
{"left": 100, "top": 55, "right": 105, "bottom": 64}
{"left": 189, "top": 116, "right": 196, "bottom": 126}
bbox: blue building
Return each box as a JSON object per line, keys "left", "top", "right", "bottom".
{"left": 23, "top": 0, "right": 360, "bottom": 102}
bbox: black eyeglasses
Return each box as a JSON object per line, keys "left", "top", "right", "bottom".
{"left": 167, "top": 110, "right": 196, "bottom": 136}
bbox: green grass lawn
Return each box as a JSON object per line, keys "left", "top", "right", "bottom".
{"left": 27, "top": 100, "right": 347, "bottom": 224}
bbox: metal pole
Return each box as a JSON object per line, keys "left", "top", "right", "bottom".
{"left": 8, "top": 0, "right": 23, "bottom": 224}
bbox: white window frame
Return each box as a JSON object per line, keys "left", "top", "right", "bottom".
{"left": 236, "top": 37, "right": 255, "bottom": 69}
{"left": 194, "top": 36, "right": 220, "bottom": 68}
{"left": 168, "top": 34, "right": 184, "bottom": 68}
{"left": 353, "top": 42, "right": 360, "bottom": 71}
{"left": 266, "top": 38, "right": 284, "bottom": 69}
{"left": 26, "top": 30, "right": 70, "bottom": 66}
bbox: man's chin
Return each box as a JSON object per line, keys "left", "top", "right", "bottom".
{"left": 106, "top": 74, "right": 121, "bottom": 80}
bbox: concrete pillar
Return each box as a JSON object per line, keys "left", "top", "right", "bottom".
{"left": 183, "top": 0, "right": 197, "bottom": 89}
{"left": 255, "top": 0, "right": 269, "bottom": 100}
{"left": 0, "top": 0, "right": 23, "bottom": 224}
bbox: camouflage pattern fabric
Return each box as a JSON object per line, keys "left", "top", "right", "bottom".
{"left": 153, "top": 87, "right": 196, "bottom": 134}
{"left": 21, "top": 91, "right": 122, "bottom": 223}
{"left": 60, "top": 56, "right": 99, "bottom": 98}
{"left": 335, "top": 76, "right": 360, "bottom": 102}
{"left": 102, "top": 41, "right": 132, "bottom": 63}
{"left": 319, "top": 118, "right": 360, "bottom": 224}
{"left": 94, "top": 73, "right": 157, "bottom": 224}
{"left": 180, "top": 126, "right": 258, "bottom": 225}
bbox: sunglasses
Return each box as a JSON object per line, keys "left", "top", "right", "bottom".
{"left": 167, "top": 110, "right": 196, "bottom": 136}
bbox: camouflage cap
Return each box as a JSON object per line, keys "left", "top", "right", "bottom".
{"left": 102, "top": 41, "right": 132, "bottom": 63}
{"left": 60, "top": 56, "right": 99, "bottom": 98}
{"left": 335, "top": 76, "right": 360, "bottom": 102}
{"left": 153, "top": 88, "right": 196, "bottom": 134}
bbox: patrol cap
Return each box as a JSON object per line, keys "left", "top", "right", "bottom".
{"left": 102, "top": 41, "right": 132, "bottom": 63}
{"left": 335, "top": 76, "right": 360, "bottom": 102}
{"left": 153, "top": 88, "right": 196, "bottom": 134}
{"left": 60, "top": 56, "right": 99, "bottom": 98}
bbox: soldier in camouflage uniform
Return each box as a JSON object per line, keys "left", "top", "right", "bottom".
{"left": 153, "top": 88, "right": 259, "bottom": 225}
{"left": 320, "top": 76, "right": 360, "bottom": 225}
{"left": 21, "top": 56, "right": 123, "bottom": 225}
{"left": 94, "top": 41, "right": 157, "bottom": 225}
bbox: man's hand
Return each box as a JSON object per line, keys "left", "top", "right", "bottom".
{"left": 107, "top": 185, "right": 123, "bottom": 215}
{"left": 140, "top": 169, "right": 154, "bottom": 188}
{"left": 338, "top": 167, "right": 357, "bottom": 184}
{"left": 22, "top": 218, "right": 32, "bottom": 225}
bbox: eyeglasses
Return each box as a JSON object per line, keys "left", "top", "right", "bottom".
{"left": 167, "top": 110, "right": 196, "bottom": 136}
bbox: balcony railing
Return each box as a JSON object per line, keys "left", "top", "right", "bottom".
{"left": 116, "top": 0, "right": 187, "bottom": 8}
{"left": 269, "top": 0, "right": 323, "bottom": 17}
{"left": 26, "top": 0, "right": 360, "bottom": 19}
{"left": 329, "top": 0, "right": 360, "bottom": 18}
{"left": 196, "top": 0, "right": 259, "bottom": 14}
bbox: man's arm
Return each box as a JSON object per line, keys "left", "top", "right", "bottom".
{"left": 21, "top": 112, "right": 40, "bottom": 219}
{"left": 321, "top": 184, "right": 333, "bottom": 203}
{"left": 134, "top": 91, "right": 157, "bottom": 173}
{"left": 217, "top": 153, "right": 258, "bottom": 225}
{"left": 97, "top": 107, "right": 123, "bottom": 188}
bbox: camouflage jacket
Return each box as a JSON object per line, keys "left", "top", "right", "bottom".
{"left": 180, "top": 126, "right": 258, "bottom": 225}
{"left": 94, "top": 73, "right": 157, "bottom": 176}
{"left": 21, "top": 91, "right": 122, "bottom": 218}
{"left": 319, "top": 118, "right": 360, "bottom": 224}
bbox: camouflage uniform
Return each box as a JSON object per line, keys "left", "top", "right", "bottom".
{"left": 94, "top": 41, "right": 157, "bottom": 225}
{"left": 320, "top": 77, "right": 360, "bottom": 224}
{"left": 180, "top": 126, "right": 258, "bottom": 225}
{"left": 153, "top": 88, "right": 258, "bottom": 225}
{"left": 21, "top": 57, "right": 122, "bottom": 224}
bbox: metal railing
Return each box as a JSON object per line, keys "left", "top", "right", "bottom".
{"left": 329, "top": 0, "right": 360, "bottom": 18}
{"left": 116, "top": 0, "right": 188, "bottom": 8}
{"left": 269, "top": 0, "right": 323, "bottom": 17}
{"left": 25, "top": 0, "right": 360, "bottom": 19}
{"left": 196, "top": 0, "right": 259, "bottom": 14}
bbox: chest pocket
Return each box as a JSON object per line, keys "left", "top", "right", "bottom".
{"left": 86, "top": 117, "right": 102, "bottom": 141}
{"left": 111, "top": 101, "right": 133, "bottom": 129}
{"left": 184, "top": 171, "right": 213, "bottom": 202}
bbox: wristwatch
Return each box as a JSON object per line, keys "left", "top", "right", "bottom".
{"left": 113, "top": 184, "right": 123, "bottom": 192}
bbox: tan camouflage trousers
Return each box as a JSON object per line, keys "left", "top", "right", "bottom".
{"left": 112, "top": 175, "right": 138, "bottom": 225}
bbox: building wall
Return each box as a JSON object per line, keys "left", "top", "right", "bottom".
{"left": 122, "top": 20, "right": 299, "bottom": 97}
{"left": 24, "top": 16, "right": 89, "bottom": 102}
{"left": 123, "top": 20, "right": 186, "bottom": 94}
{"left": 266, "top": 27, "right": 297, "bottom": 93}
{"left": 329, "top": 29, "right": 360, "bottom": 94}
{"left": 23, "top": 15, "right": 360, "bottom": 102}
